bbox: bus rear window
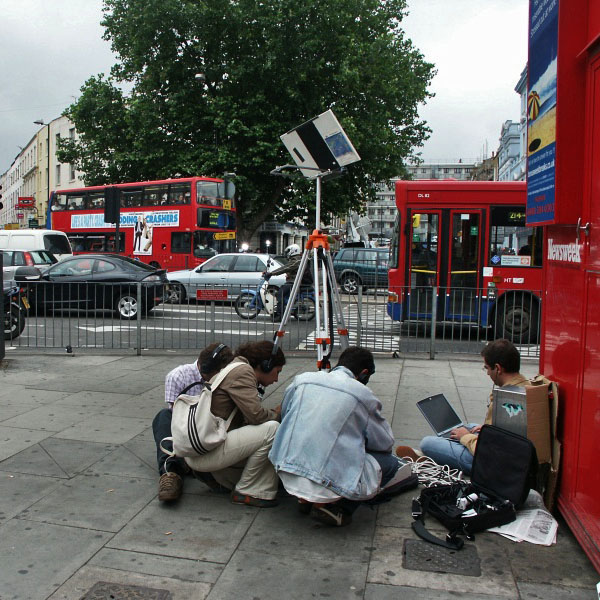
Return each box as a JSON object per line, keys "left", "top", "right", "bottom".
{"left": 489, "top": 206, "right": 543, "bottom": 267}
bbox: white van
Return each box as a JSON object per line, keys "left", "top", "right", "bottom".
{"left": 0, "top": 229, "right": 73, "bottom": 261}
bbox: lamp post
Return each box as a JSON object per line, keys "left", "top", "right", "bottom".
{"left": 265, "top": 239, "right": 271, "bottom": 255}
{"left": 33, "top": 119, "right": 50, "bottom": 220}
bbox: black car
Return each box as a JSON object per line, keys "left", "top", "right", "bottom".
{"left": 29, "top": 254, "right": 168, "bottom": 319}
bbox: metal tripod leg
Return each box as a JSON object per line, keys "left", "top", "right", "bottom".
{"left": 323, "top": 249, "right": 349, "bottom": 351}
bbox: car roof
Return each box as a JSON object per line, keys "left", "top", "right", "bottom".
{"left": 1, "top": 248, "right": 55, "bottom": 253}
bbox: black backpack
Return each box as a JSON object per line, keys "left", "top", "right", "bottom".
{"left": 412, "top": 424, "right": 538, "bottom": 550}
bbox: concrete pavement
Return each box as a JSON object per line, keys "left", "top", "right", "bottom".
{"left": 0, "top": 349, "right": 597, "bottom": 599}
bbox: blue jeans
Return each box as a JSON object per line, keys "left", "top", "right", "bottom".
{"left": 152, "top": 408, "right": 188, "bottom": 477}
{"left": 337, "top": 451, "right": 400, "bottom": 515}
{"left": 420, "top": 424, "right": 478, "bottom": 474}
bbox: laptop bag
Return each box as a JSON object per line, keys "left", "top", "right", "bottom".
{"left": 411, "top": 424, "right": 538, "bottom": 550}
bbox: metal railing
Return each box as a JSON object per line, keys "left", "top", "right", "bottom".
{"left": 5, "top": 282, "right": 541, "bottom": 359}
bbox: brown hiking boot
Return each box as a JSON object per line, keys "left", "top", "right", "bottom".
{"left": 395, "top": 445, "right": 422, "bottom": 461}
{"left": 158, "top": 472, "right": 183, "bottom": 502}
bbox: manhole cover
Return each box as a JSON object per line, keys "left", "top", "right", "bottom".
{"left": 80, "top": 581, "right": 172, "bottom": 600}
{"left": 402, "top": 539, "right": 481, "bottom": 576}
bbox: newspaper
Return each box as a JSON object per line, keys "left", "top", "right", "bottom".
{"left": 488, "top": 490, "right": 558, "bottom": 545}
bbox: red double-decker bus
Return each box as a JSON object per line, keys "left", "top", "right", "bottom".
{"left": 387, "top": 180, "right": 543, "bottom": 343}
{"left": 46, "top": 177, "right": 236, "bottom": 271}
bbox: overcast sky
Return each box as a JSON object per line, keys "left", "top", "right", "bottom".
{"left": 0, "top": 0, "right": 528, "bottom": 174}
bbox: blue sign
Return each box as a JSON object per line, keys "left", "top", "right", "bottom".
{"left": 526, "top": 0, "right": 559, "bottom": 224}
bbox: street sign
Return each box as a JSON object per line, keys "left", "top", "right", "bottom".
{"left": 28, "top": 219, "right": 39, "bottom": 228}
{"left": 214, "top": 231, "right": 236, "bottom": 240}
{"left": 17, "top": 213, "right": 24, "bottom": 219}
{"left": 196, "top": 289, "right": 228, "bottom": 300}
{"left": 17, "top": 196, "right": 34, "bottom": 207}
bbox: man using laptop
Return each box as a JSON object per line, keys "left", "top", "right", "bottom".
{"left": 400, "top": 339, "right": 529, "bottom": 474}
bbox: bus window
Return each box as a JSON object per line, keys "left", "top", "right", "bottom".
{"left": 193, "top": 231, "right": 219, "bottom": 258}
{"left": 145, "top": 185, "right": 169, "bottom": 206}
{"left": 122, "top": 188, "right": 143, "bottom": 207}
{"left": 197, "top": 181, "right": 236, "bottom": 208}
{"left": 172, "top": 232, "right": 192, "bottom": 253}
{"left": 169, "top": 183, "right": 191, "bottom": 204}
{"left": 489, "top": 206, "right": 543, "bottom": 267}
{"left": 66, "top": 194, "right": 86, "bottom": 210}
{"left": 53, "top": 193, "right": 68, "bottom": 210}
{"left": 410, "top": 213, "right": 439, "bottom": 287}
{"left": 89, "top": 193, "right": 105, "bottom": 208}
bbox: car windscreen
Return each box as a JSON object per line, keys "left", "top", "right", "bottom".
{"left": 109, "top": 255, "right": 158, "bottom": 271}
{"left": 43, "top": 235, "right": 72, "bottom": 254}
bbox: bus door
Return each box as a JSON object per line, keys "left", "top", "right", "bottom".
{"left": 406, "top": 211, "right": 440, "bottom": 318}
{"left": 444, "top": 210, "right": 483, "bottom": 322}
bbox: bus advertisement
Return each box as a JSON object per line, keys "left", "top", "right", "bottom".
{"left": 46, "top": 177, "right": 236, "bottom": 271}
{"left": 387, "top": 180, "right": 543, "bottom": 344}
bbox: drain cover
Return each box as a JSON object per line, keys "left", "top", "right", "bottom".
{"left": 80, "top": 581, "right": 172, "bottom": 600}
{"left": 402, "top": 539, "right": 481, "bottom": 576}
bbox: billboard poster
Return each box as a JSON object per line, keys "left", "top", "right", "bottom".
{"left": 526, "top": 0, "right": 558, "bottom": 225}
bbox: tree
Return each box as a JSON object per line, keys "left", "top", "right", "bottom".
{"left": 59, "top": 0, "right": 434, "bottom": 241}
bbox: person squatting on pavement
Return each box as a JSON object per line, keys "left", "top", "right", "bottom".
{"left": 269, "top": 347, "right": 409, "bottom": 527}
{"left": 397, "top": 338, "right": 530, "bottom": 474}
{"left": 152, "top": 343, "right": 234, "bottom": 502}
{"left": 264, "top": 243, "right": 313, "bottom": 322}
{"left": 184, "top": 341, "right": 285, "bottom": 508}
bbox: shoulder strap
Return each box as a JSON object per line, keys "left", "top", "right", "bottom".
{"left": 180, "top": 380, "right": 204, "bottom": 395}
{"left": 207, "top": 360, "right": 246, "bottom": 392}
{"left": 411, "top": 498, "right": 465, "bottom": 550}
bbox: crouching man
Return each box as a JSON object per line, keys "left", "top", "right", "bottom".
{"left": 269, "top": 347, "right": 407, "bottom": 527}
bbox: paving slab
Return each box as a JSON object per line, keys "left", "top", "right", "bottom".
{"left": 0, "top": 424, "right": 52, "bottom": 461}
{"left": 368, "top": 526, "right": 518, "bottom": 597}
{"left": 0, "top": 519, "right": 111, "bottom": 600}
{"left": 365, "top": 582, "right": 510, "bottom": 599}
{"left": 54, "top": 390, "right": 133, "bottom": 411}
{"left": 19, "top": 473, "right": 156, "bottom": 532}
{"left": 517, "top": 582, "right": 598, "bottom": 599}
{"left": 0, "top": 387, "right": 66, "bottom": 406}
{"left": 0, "top": 471, "right": 63, "bottom": 525}
{"left": 84, "top": 445, "right": 156, "bottom": 480}
{"left": 2, "top": 403, "right": 101, "bottom": 432}
{"left": 47, "top": 564, "right": 211, "bottom": 600}
{"left": 238, "top": 497, "right": 376, "bottom": 563}
{"left": 89, "top": 548, "right": 224, "bottom": 584}
{"left": 107, "top": 492, "right": 257, "bottom": 563}
{"left": 207, "top": 549, "right": 369, "bottom": 600}
{"left": 52, "top": 414, "right": 150, "bottom": 444}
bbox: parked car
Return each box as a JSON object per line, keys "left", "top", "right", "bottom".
{"left": 333, "top": 247, "right": 389, "bottom": 294}
{"left": 166, "top": 253, "right": 286, "bottom": 303}
{"left": 28, "top": 254, "right": 168, "bottom": 319}
{"left": 1, "top": 249, "right": 58, "bottom": 283}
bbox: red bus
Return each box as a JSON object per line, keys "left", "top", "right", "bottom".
{"left": 46, "top": 177, "right": 236, "bottom": 271}
{"left": 387, "top": 180, "right": 543, "bottom": 343}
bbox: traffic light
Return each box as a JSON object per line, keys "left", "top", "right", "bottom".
{"left": 104, "top": 187, "right": 120, "bottom": 224}
{"left": 0, "top": 184, "right": 3, "bottom": 211}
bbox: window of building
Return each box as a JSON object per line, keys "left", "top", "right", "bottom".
{"left": 55, "top": 164, "right": 61, "bottom": 186}
{"left": 69, "top": 164, "right": 76, "bottom": 181}
{"left": 69, "top": 128, "right": 75, "bottom": 140}
{"left": 443, "top": 168, "right": 450, "bottom": 174}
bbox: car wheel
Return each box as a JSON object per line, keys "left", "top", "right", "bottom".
{"left": 115, "top": 292, "right": 139, "bottom": 320}
{"left": 341, "top": 273, "right": 361, "bottom": 294}
{"left": 166, "top": 283, "right": 186, "bottom": 304}
{"left": 234, "top": 293, "right": 259, "bottom": 319}
{"left": 4, "top": 305, "right": 25, "bottom": 340}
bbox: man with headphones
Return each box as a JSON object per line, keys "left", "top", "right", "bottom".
{"left": 410, "top": 339, "right": 530, "bottom": 474}
{"left": 269, "top": 347, "right": 410, "bottom": 527}
{"left": 152, "top": 342, "right": 234, "bottom": 502}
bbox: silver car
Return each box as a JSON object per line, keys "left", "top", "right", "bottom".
{"left": 166, "top": 253, "right": 286, "bottom": 303}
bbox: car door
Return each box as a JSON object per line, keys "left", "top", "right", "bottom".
{"left": 187, "top": 254, "right": 235, "bottom": 295}
{"left": 40, "top": 257, "right": 96, "bottom": 310}
{"left": 227, "top": 255, "right": 266, "bottom": 295}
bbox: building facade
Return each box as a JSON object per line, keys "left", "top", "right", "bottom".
{"left": 497, "top": 120, "right": 522, "bottom": 181}
{"left": 0, "top": 115, "right": 84, "bottom": 229}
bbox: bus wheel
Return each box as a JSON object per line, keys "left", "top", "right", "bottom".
{"left": 341, "top": 273, "right": 361, "bottom": 294}
{"left": 115, "top": 293, "right": 139, "bottom": 320}
{"left": 497, "top": 295, "right": 539, "bottom": 344}
{"left": 166, "top": 283, "right": 186, "bottom": 304}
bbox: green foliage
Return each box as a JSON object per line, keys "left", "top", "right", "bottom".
{"left": 63, "top": 0, "right": 434, "bottom": 239}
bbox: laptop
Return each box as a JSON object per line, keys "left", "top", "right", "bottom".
{"left": 417, "top": 394, "right": 466, "bottom": 438}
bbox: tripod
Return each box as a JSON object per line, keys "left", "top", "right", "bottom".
{"left": 269, "top": 170, "right": 349, "bottom": 370}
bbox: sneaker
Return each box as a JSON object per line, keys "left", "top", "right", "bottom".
{"left": 309, "top": 503, "right": 352, "bottom": 527}
{"left": 158, "top": 472, "right": 183, "bottom": 502}
{"left": 395, "top": 445, "right": 422, "bottom": 461}
{"left": 193, "top": 470, "right": 230, "bottom": 493}
{"left": 230, "top": 491, "right": 280, "bottom": 508}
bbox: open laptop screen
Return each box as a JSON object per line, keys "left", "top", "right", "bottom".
{"left": 417, "top": 394, "right": 464, "bottom": 436}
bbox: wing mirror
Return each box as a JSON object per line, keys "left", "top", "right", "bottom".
{"left": 14, "top": 266, "right": 42, "bottom": 282}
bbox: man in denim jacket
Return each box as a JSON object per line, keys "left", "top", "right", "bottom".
{"left": 269, "top": 347, "right": 408, "bottom": 526}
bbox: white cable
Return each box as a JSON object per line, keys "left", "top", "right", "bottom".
{"left": 403, "top": 456, "right": 465, "bottom": 487}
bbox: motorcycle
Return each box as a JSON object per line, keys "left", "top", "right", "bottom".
{"left": 234, "top": 276, "right": 316, "bottom": 321}
{"left": 3, "top": 283, "right": 29, "bottom": 340}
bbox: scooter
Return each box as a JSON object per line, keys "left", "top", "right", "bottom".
{"left": 3, "top": 284, "right": 29, "bottom": 340}
{"left": 234, "top": 276, "right": 316, "bottom": 321}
